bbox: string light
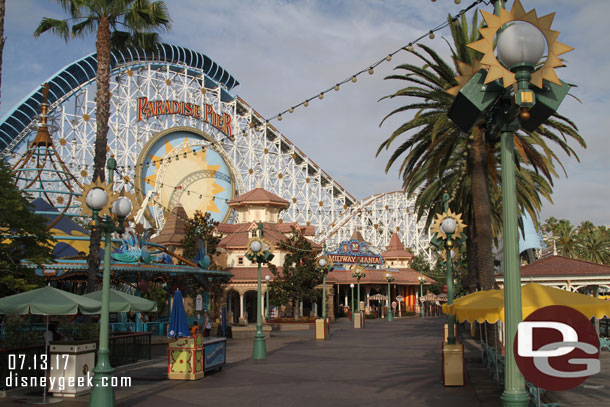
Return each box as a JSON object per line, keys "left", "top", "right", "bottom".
{"left": 255, "top": 0, "right": 485, "bottom": 126}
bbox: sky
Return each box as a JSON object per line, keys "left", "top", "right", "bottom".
{"left": 2, "top": 0, "right": 609, "bottom": 227}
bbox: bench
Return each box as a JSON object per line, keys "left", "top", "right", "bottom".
{"left": 599, "top": 336, "right": 610, "bottom": 352}
{"left": 526, "top": 382, "right": 561, "bottom": 407}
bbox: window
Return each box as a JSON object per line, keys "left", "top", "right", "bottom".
{"left": 238, "top": 257, "right": 244, "bottom": 265}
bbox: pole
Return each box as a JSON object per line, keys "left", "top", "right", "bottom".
{"left": 252, "top": 223, "right": 266, "bottom": 359}
{"left": 387, "top": 280, "right": 393, "bottom": 322}
{"left": 446, "top": 242, "right": 456, "bottom": 345}
{"left": 419, "top": 282, "right": 424, "bottom": 318}
{"left": 265, "top": 281, "right": 270, "bottom": 319}
{"left": 500, "top": 129, "right": 528, "bottom": 406}
{"left": 356, "top": 278, "right": 361, "bottom": 313}
{"left": 350, "top": 285, "right": 354, "bottom": 319}
{"left": 322, "top": 274, "right": 327, "bottom": 319}
{"left": 89, "top": 227, "right": 115, "bottom": 407}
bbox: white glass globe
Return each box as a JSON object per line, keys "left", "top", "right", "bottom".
{"left": 265, "top": 275, "right": 270, "bottom": 281}
{"left": 440, "top": 217, "right": 458, "bottom": 234}
{"left": 497, "top": 22, "right": 546, "bottom": 68}
{"left": 112, "top": 196, "right": 133, "bottom": 217}
{"left": 350, "top": 283, "right": 354, "bottom": 288}
{"left": 250, "top": 240, "right": 263, "bottom": 253}
{"left": 86, "top": 188, "right": 108, "bottom": 210}
{"left": 385, "top": 273, "right": 391, "bottom": 278}
{"left": 318, "top": 258, "right": 327, "bottom": 268}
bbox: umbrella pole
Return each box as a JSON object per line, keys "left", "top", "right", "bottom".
{"left": 479, "top": 323, "right": 484, "bottom": 365}
{"left": 43, "top": 315, "right": 49, "bottom": 403}
{"left": 495, "top": 323, "right": 499, "bottom": 381}
{"left": 484, "top": 323, "right": 490, "bottom": 369}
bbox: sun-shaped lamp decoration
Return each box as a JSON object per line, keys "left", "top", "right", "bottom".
{"left": 430, "top": 209, "right": 467, "bottom": 246}
{"left": 76, "top": 177, "right": 114, "bottom": 222}
{"left": 467, "top": 0, "right": 572, "bottom": 90}
{"left": 245, "top": 237, "right": 274, "bottom": 264}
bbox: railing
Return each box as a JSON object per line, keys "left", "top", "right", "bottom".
{"left": 0, "top": 344, "right": 46, "bottom": 390}
{"left": 109, "top": 332, "right": 151, "bottom": 367}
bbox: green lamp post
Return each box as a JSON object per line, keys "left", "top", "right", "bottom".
{"left": 315, "top": 249, "right": 334, "bottom": 320}
{"left": 385, "top": 273, "right": 394, "bottom": 322}
{"left": 417, "top": 275, "right": 425, "bottom": 318}
{"left": 352, "top": 265, "right": 365, "bottom": 313}
{"left": 447, "top": 2, "right": 572, "bottom": 404}
{"left": 265, "top": 275, "right": 271, "bottom": 320}
{"left": 77, "top": 168, "right": 136, "bottom": 407}
{"left": 350, "top": 283, "right": 355, "bottom": 319}
{"left": 245, "top": 223, "right": 274, "bottom": 360}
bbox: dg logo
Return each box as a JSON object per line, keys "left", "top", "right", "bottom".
{"left": 514, "top": 305, "right": 600, "bottom": 391}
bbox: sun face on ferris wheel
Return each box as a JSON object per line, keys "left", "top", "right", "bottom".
{"left": 135, "top": 128, "right": 235, "bottom": 227}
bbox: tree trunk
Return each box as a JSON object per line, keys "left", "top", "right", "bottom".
{"left": 470, "top": 126, "right": 495, "bottom": 290}
{"left": 466, "top": 221, "right": 479, "bottom": 291}
{"left": 87, "top": 17, "right": 111, "bottom": 292}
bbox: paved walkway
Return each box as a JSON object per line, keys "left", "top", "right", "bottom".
{"left": 2, "top": 317, "right": 506, "bottom": 407}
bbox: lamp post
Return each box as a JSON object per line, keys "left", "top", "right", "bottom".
{"left": 77, "top": 171, "right": 135, "bottom": 407}
{"left": 447, "top": 2, "right": 572, "bottom": 403}
{"left": 352, "top": 265, "right": 365, "bottom": 313}
{"left": 245, "top": 223, "right": 274, "bottom": 360}
{"left": 417, "top": 275, "right": 426, "bottom": 318}
{"left": 265, "top": 275, "right": 270, "bottom": 320}
{"left": 385, "top": 273, "right": 394, "bottom": 322}
{"left": 315, "top": 250, "right": 334, "bottom": 340}
{"left": 350, "top": 283, "right": 354, "bottom": 320}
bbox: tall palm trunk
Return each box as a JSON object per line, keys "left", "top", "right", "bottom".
{"left": 466, "top": 222, "right": 479, "bottom": 291}
{"left": 470, "top": 125, "right": 495, "bottom": 290}
{"left": 87, "top": 17, "right": 111, "bottom": 292}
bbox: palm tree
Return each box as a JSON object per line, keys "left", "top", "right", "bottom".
{"left": 377, "top": 13, "right": 585, "bottom": 290}
{"left": 34, "top": 0, "right": 171, "bottom": 291}
{"left": 0, "top": 0, "right": 5, "bottom": 109}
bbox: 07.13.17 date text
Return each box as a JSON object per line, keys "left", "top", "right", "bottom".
{"left": 9, "top": 354, "right": 69, "bottom": 371}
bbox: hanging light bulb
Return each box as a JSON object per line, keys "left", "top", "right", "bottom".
{"left": 351, "top": 75, "right": 357, "bottom": 83}
{"left": 334, "top": 84, "right": 339, "bottom": 91}
{"left": 304, "top": 100, "right": 309, "bottom": 107}
{"left": 429, "top": 31, "right": 435, "bottom": 39}
{"left": 278, "top": 114, "right": 282, "bottom": 121}
{"left": 407, "top": 43, "right": 414, "bottom": 52}
{"left": 386, "top": 55, "right": 392, "bottom": 62}
{"left": 454, "top": 0, "right": 461, "bottom": 3}
{"left": 368, "top": 67, "right": 374, "bottom": 75}
{"left": 318, "top": 93, "right": 324, "bottom": 100}
{"left": 289, "top": 107, "right": 294, "bottom": 113}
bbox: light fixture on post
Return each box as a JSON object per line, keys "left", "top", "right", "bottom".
{"left": 431, "top": 193, "right": 467, "bottom": 387}
{"left": 447, "top": 1, "right": 573, "bottom": 403}
{"left": 245, "top": 223, "right": 274, "bottom": 359}
{"left": 385, "top": 273, "right": 394, "bottom": 322}
{"left": 315, "top": 246, "right": 334, "bottom": 340}
{"left": 77, "top": 166, "right": 136, "bottom": 407}
{"left": 417, "top": 275, "right": 426, "bottom": 318}
{"left": 351, "top": 265, "right": 366, "bottom": 329}
{"left": 264, "top": 275, "right": 271, "bottom": 320}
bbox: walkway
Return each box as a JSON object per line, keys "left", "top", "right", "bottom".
{"left": 2, "top": 318, "right": 504, "bottom": 406}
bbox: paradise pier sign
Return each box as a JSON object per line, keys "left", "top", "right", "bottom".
{"left": 137, "top": 97, "right": 233, "bottom": 139}
{"left": 327, "top": 239, "right": 383, "bottom": 266}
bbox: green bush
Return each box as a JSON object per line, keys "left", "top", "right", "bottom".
{"left": 0, "top": 315, "right": 43, "bottom": 348}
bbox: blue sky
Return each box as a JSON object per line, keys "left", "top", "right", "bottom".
{"left": 2, "top": 0, "right": 609, "bottom": 226}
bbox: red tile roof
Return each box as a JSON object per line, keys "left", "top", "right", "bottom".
{"left": 382, "top": 232, "right": 414, "bottom": 259}
{"left": 217, "top": 222, "right": 320, "bottom": 249}
{"left": 226, "top": 266, "right": 281, "bottom": 282}
{"left": 498, "top": 255, "right": 610, "bottom": 277}
{"left": 227, "top": 187, "right": 289, "bottom": 208}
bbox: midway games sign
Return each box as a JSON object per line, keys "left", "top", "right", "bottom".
{"left": 327, "top": 239, "right": 383, "bottom": 265}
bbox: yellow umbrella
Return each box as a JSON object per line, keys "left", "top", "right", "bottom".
{"left": 443, "top": 283, "right": 610, "bottom": 323}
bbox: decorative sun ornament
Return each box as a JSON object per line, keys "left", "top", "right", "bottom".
{"left": 245, "top": 237, "right": 273, "bottom": 258}
{"left": 76, "top": 177, "right": 113, "bottom": 219}
{"left": 351, "top": 264, "right": 366, "bottom": 278}
{"left": 316, "top": 255, "right": 334, "bottom": 274}
{"left": 430, "top": 209, "right": 467, "bottom": 241}
{"left": 466, "top": 0, "right": 573, "bottom": 89}
{"left": 446, "top": 60, "right": 483, "bottom": 96}
{"left": 111, "top": 187, "right": 138, "bottom": 222}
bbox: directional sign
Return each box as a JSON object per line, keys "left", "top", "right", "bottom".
{"left": 420, "top": 297, "right": 425, "bottom": 303}
{"left": 396, "top": 295, "right": 403, "bottom": 301}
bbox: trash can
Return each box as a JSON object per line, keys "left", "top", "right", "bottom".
{"left": 167, "top": 334, "right": 204, "bottom": 380}
{"left": 49, "top": 340, "right": 96, "bottom": 397}
{"left": 442, "top": 342, "right": 464, "bottom": 386}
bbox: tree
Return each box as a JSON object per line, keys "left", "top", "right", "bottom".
{"left": 377, "top": 12, "right": 584, "bottom": 291}
{"left": 268, "top": 228, "right": 321, "bottom": 319}
{"left": 0, "top": 0, "right": 5, "bottom": 110}
{"left": 542, "top": 218, "right": 610, "bottom": 265}
{"left": 0, "top": 161, "right": 54, "bottom": 296}
{"left": 34, "top": 0, "right": 171, "bottom": 292}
